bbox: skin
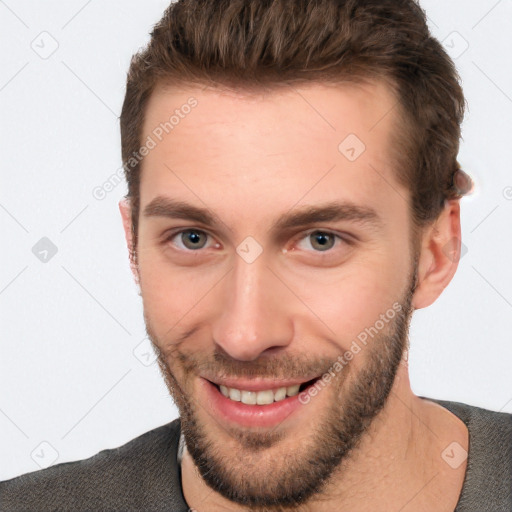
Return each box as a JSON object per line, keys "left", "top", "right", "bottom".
{"left": 119, "top": 80, "right": 469, "bottom": 511}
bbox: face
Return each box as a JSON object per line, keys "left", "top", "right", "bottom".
{"left": 132, "top": 81, "right": 420, "bottom": 508}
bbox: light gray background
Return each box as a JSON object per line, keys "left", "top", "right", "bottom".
{"left": 1, "top": 0, "right": 511, "bottom": 481}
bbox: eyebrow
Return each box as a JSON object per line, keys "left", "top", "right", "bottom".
{"left": 143, "top": 196, "right": 384, "bottom": 235}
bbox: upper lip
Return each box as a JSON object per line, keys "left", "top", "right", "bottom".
{"left": 203, "top": 375, "right": 320, "bottom": 392}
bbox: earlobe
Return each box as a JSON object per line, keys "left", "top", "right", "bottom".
{"left": 118, "top": 197, "right": 140, "bottom": 285}
{"left": 412, "top": 199, "right": 462, "bottom": 309}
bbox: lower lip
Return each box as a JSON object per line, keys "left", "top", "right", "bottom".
{"left": 200, "top": 378, "right": 317, "bottom": 428}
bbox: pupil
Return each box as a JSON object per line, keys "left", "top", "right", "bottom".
{"left": 184, "top": 230, "right": 204, "bottom": 249}
{"left": 312, "top": 231, "right": 333, "bottom": 251}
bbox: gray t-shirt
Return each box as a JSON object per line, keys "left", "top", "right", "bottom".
{"left": 1, "top": 397, "right": 511, "bottom": 511}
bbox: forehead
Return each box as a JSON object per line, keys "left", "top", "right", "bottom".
{"left": 138, "top": 80, "right": 407, "bottom": 225}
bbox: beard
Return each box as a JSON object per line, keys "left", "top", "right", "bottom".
{"left": 144, "top": 261, "right": 418, "bottom": 511}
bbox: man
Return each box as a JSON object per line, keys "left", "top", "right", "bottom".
{"left": 1, "top": 0, "right": 511, "bottom": 511}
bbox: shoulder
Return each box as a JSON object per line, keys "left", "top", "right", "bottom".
{"left": 430, "top": 397, "right": 512, "bottom": 451}
{"left": 0, "top": 418, "right": 188, "bottom": 512}
{"left": 426, "top": 397, "right": 512, "bottom": 510}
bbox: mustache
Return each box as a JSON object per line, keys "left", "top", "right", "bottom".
{"left": 163, "top": 343, "right": 338, "bottom": 380}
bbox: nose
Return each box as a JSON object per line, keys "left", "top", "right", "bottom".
{"left": 211, "top": 251, "right": 294, "bottom": 361}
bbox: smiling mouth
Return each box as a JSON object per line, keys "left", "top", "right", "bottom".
{"left": 210, "top": 377, "right": 320, "bottom": 406}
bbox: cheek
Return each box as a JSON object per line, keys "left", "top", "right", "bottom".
{"left": 293, "top": 254, "right": 406, "bottom": 351}
{"left": 137, "top": 248, "right": 220, "bottom": 338}
{"left": 137, "top": 227, "right": 410, "bottom": 355}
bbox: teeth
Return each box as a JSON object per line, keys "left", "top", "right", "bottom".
{"left": 218, "top": 383, "right": 303, "bottom": 405}
{"left": 256, "top": 390, "right": 274, "bottom": 405}
{"left": 228, "top": 388, "right": 241, "bottom": 401}
{"left": 286, "top": 384, "right": 300, "bottom": 396}
{"left": 241, "top": 390, "right": 257, "bottom": 405}
{"left": 274, "top": 387, "right": 287, "bottom": 402}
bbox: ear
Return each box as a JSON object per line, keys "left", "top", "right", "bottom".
{"left": 118, "top": 197, "right": 140, "bottom": 285}
{"left": 412, "top": 199, "right": 462, "bottom": 309}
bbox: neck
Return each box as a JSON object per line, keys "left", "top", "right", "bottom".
{"left": 181, "top": 363, "right": 468, "bottom": 511}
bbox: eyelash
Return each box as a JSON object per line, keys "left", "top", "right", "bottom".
{"left": 162, "top": 228, "right": 353, "bottom": 254}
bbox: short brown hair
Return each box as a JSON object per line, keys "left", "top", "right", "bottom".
{"left": 120, "top": 0, "right": 468, "bottom": 262}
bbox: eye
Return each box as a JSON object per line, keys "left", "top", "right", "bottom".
{"left": 295, "top": 230, "right": 348, "bottom": 252}
{"left": 166, "top": 229, "right": 214, "bottom": 251}
{"left": 163, "top": 228, "right": 352, "bottom": 255}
